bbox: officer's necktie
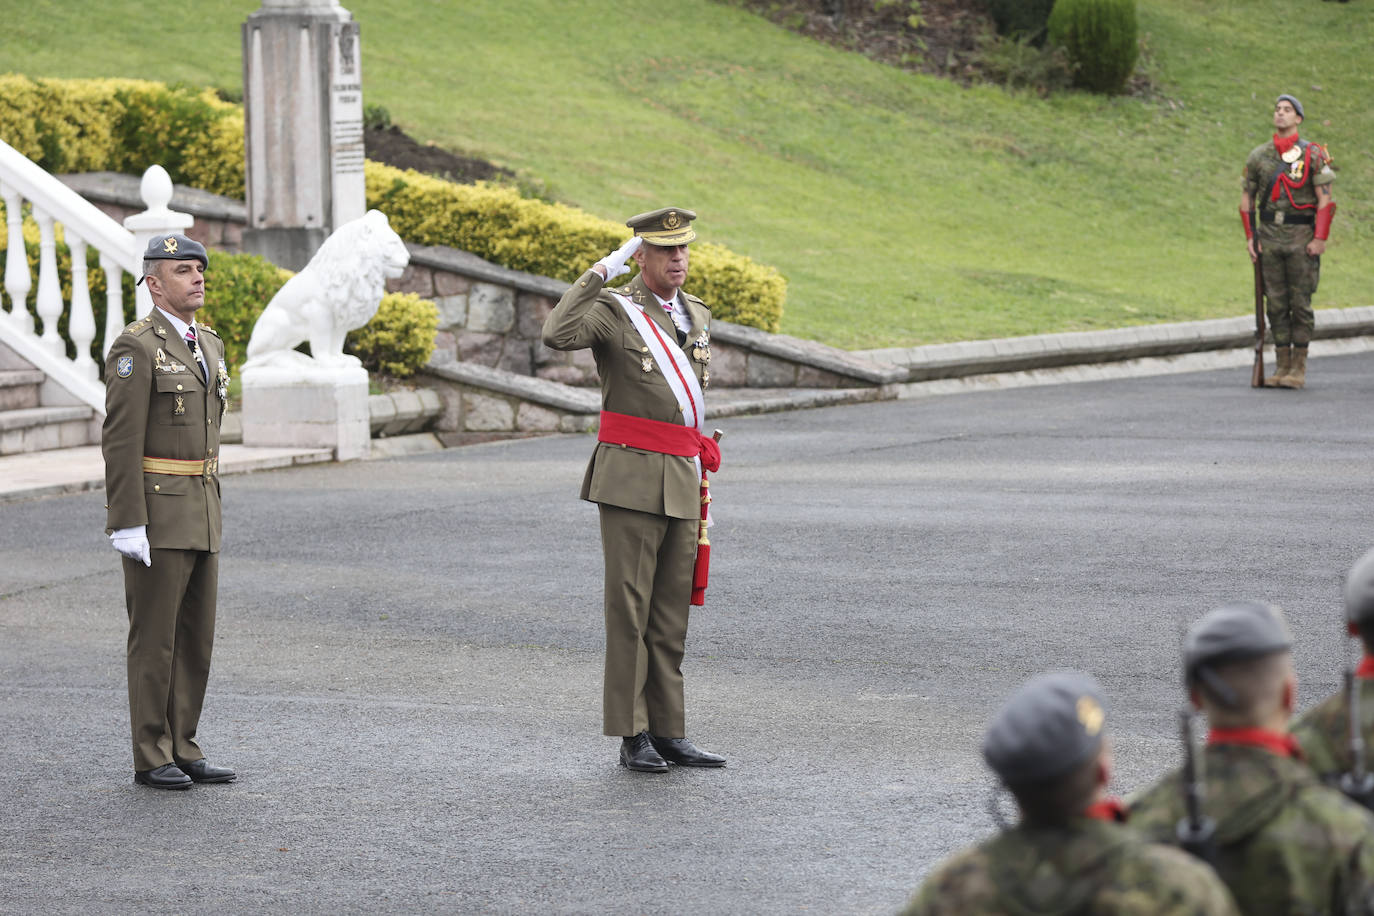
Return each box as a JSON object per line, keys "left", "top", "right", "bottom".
{"left": 185, "top": 327, "right": 208, "bottom": 383}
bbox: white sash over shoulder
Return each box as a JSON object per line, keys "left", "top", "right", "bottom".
{"left": 610, "top": 293, "right": 705, "bottom": 435}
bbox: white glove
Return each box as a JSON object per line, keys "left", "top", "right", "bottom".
{"left": 110, "top": 525, "right": 152, "bottom": 567}
{"left": 594, "top": 236, "right": 643, "bottom": 281}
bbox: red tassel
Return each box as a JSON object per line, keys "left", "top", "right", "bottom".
{"left": 691, "top": 543, "right": 710, "bottom": 606}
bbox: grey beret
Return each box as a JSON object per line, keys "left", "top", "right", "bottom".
{"left": 982, "top": 670, "right": 1106, "bottom": 785}
{"left": 1184, "top": 600, "right": 1292, "bottom": 684}
{"left": 1345, "top": 548, "right": 1374, "bottom": 626}
{"left": 141, "top": 233, "right": 208, "bottom": 268}
{"left": 1277, "top": 94, "right": 1305, "bottom": 119}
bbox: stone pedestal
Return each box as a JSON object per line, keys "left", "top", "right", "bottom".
{"left": 242, "top": 0, "right": 365, "bottom": 270}
{"left": 240, "top": 364, "right": 370, "bottom": 460}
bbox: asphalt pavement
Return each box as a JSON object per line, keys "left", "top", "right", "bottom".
{"left": 3, "top": 351, "right": 1373, "bottom": 914}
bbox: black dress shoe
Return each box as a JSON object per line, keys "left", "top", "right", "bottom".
{"left": 619, "top": 732, "right": 669, "bottom": 773}
{"left": 648, "top": 734, "right": 726, "bottom": 767}
{"left": 133, "top": 763, "right": 193, "bottom": 789}
{"left": 176, "top": 759, "right": 236, "bottom": 783}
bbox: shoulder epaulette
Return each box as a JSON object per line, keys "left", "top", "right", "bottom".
{"left": 123, "top": 317, "right": 155, "bottom": 336}
{"left": 198, "top": 323, "right": 221, "bottom": 339}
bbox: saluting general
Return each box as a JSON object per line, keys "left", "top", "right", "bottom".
{"left": 543, "top": 208, "right": 726, "bottom": 773}
{"left": 102, "top": 234, "right": 235, "bottom": 790}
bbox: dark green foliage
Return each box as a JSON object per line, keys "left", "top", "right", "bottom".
{"left": 973, "top": 32, "right": 1074, "bottom": 93}
{"left": 985, "top": 0, "right": 1056, "bottom": 41}
{"left": 1048, "top": 0, "right": 1140, "bottom": 95}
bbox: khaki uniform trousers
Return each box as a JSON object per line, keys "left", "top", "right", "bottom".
{"left": 598, "top": 504, "right": 697, "bottom": 738}
{"left": 123, "top": 548, "right": 217, "bottom": 771}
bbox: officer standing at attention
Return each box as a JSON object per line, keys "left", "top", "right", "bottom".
{"left": 542, "top": 208, "right": 725, "bottom": 773}
{"left": 1241, "top": 94, "right": 1336, "bottom": 389}
{"left": 103, "top": 234, "right": 235, "bottom": 790}
{"left": 1291, "top": 546, "right": 1374, "bottom": 790}
{"left": 903, "top": 670, "right": 1238, "bottom": 915}
{"left": 1128, "top": 601, "right": 1374, "bottom": 913}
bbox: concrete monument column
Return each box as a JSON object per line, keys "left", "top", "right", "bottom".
{"left": 241, "top": 0, "right": 366, "bottom": 271}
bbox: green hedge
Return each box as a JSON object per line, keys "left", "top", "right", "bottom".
{"left": 0, "top": 74, "right": 787, "bottom": 332}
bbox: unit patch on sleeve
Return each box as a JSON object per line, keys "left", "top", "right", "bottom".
{"left": 116, "top": 355, "right": 134, "bottom": 378}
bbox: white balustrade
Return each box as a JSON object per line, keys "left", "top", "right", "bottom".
{"left": 0, "top": 137, "right": 194, "bottom": 415}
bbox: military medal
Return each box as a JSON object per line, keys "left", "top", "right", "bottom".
{"left": 1281, "top": 145, "right": 1302, "bottom": 164}
{"left": 702, "top": 367, "right": 710, "bottom": 390}
{"left": 641, "top": 356, "right": 653, "bottom": 373}
{"left": 691, "top": 331, "right": 711, "bottom": 364}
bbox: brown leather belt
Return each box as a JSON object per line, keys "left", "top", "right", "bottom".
{"left": 142, "top": 456, "right": 218, "bottom": 478}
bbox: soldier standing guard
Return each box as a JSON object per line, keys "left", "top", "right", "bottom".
{"left": 543, "top": 208, "right": 725, "bottom": 773}
{"left": 1291, "top": 546, "right": 1374, "bottom": 794}
{"left": 1127, "top": 601, "right": 1374, "bottom": 913}
{"left": 903, "top": 671, "right": 1238, "bottom": 915}
{"left": 1241, "top": 94, "right": 1336, "bottom": 389}
{"left": 103, "top": 234, "right": 235, "bottom": 789}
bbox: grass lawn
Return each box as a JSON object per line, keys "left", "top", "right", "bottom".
{"left": 2, "top": 0, "right": 1369, "bottom": 349}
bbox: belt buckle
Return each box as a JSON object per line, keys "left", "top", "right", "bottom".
{"left": 1274, "top": 210, "right": 1285, "bottom": 225}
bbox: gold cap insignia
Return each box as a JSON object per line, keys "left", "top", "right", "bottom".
{"left": 163, "top": 237, "right": 179, "bottom": 254}
{"left": 664, "top": 211, "right": 682, "bottom": 230}
{"left": 1077, "top": 696, "right": 1105, "bottom": 736}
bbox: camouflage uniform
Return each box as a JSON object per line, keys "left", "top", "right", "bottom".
{"left": 903, "top": 817, "right": 1239, "bottom": 915}
{"left": 1128, "top": 743, "right": 1374, "bottom": 915}
{"left": 1242, "top": 138, "right": 1334, "bottom": 347}
{"left": 1293, "top": 679, "right": 1374, "bottom": 787}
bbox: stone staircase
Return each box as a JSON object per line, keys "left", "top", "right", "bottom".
{"left": 0, "top": 362, "right": 100, "bottom": 455}
{"left": 0, "top": 362, "right": 100, "bottom": 456}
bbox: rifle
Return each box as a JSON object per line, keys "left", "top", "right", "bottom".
{"left": 1175, "top": 707, "right": 1217, "bottom": 864}
{"left": 1251, "top": 252, "right": 1266, "bottom": 388}
{"left": 1338, "top": 626, "right": 1374, "bottom": 808}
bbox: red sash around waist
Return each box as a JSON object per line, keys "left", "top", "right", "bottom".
{"left": 598, "top": 411, "right": 698, "bottom": 456}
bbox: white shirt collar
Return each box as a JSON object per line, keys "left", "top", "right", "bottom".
{"left": 153, "top": 305, "right": 196, "bottom": 341}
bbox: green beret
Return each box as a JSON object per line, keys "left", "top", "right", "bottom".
{"left": 1184, "top": 600, "right": 1292, "bottom": 689}
{"left": 982, "top": 670, "right": 1106, "bottom": 785}
{"left": 626, "top": 207, "right": 697, "bottom": 247}
{"left": 1346, "top": 548, "right": 1374, "bottom": 626}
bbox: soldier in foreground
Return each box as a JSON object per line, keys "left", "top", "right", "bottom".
{"left": 1240, "top": 93, "right": 1336, "bottom": 389}
{"left": 1292, "top": 546, "right": 1374, "bottom": 804}
{"left": 103, "top": 235, "right": 235, "bottom": 789}
{"left": 1128, "top": 601, "right": 1374, "bottom": 913}
{"left": 903, "top": 671, "right": 1238, "bottom": 915}
{"left": 542, "top": 209, "right": 724, "bottom": 773}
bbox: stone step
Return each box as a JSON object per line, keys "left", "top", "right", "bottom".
{"left": 0, "top": 369, "right": 43, "bottom": 411}
{"left": 0, "top": 405, "right": 98, "bottom": 455}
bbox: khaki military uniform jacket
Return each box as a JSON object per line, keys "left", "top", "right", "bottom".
{"left": 102, "top": 312, "right": 225, "bottom": 552}
{"left": 542, "top": 270, "right": 711, "bottom": 521}
{"left": 903, "top": 817, "right": 1239, "bottom": 916}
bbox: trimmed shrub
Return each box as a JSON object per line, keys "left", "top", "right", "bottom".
{"left": 346, "top": 292, "right": 438, "bottom": 378}
{"left": 1048, "top": 0, "right": 1140, "bottom": 95}
{"left": 984, "top": 0, "right": 1056, "bottom": 41}
{"left": 0, "top": 74, "right": 245, "bottom": 197}
{"left": 366, "top": 162, "right": 786, "bottom": 331}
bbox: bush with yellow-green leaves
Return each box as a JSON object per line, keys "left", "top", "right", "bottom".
{"left": 0, "top": 74, "right": 786, "bottom": 332}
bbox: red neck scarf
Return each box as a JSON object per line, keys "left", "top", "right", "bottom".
{"left": 1083, "top": 796, "right": 1127, "bottom": 823}
{"left": 1356, "top": 656, "right": 1374, "bottom": 680}
{"left": 1273, "top": 133, "right": 1299, "bottom": 156}
{"left": 1208, "top": 727, "right": 1304, "bottom": 759}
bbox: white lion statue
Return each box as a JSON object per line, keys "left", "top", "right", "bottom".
{"left": 244, "top": 209, "right": 410, "bottom": 369}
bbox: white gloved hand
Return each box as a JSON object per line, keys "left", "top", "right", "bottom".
{"left": 594, "top": 236, "right": 643, "bottom": 281}
{"left": 110, "top": 525, "right": 152, "bottom": 567}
